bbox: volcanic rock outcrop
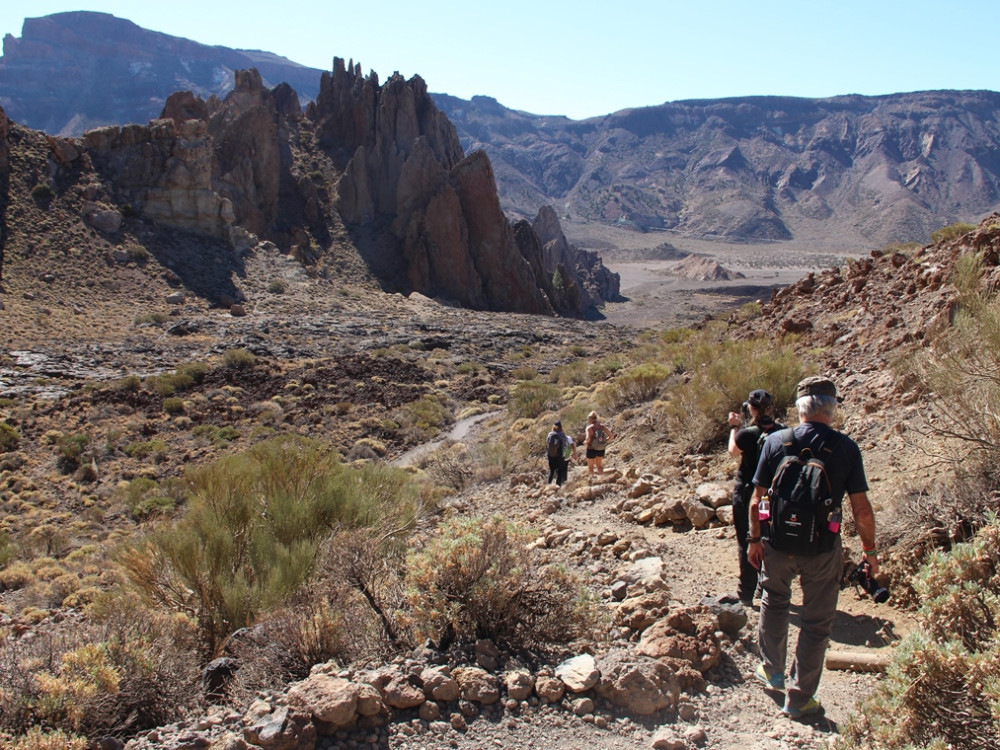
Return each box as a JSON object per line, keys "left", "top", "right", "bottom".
{"left": 10, "top": 58, "right": 617, "bottom": 316}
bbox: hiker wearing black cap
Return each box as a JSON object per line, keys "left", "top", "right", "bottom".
{"left": 747, "top": 375, "right": 878, "bottom": 719}
{"left": 545, "top": 420, "right": 576, "bottom": 485}
{"left": 727, "top": 389, "right": 784, "bottom": 606}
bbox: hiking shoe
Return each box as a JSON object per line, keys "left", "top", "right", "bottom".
{"left": 754, "top": 663, "right": 785, "bottom": 691}
{"left": 781, "top": 698, "right": 822, "bottom": 719}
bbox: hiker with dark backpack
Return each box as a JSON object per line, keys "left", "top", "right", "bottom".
{"left": 584, "top": 410, "right": 614, "bottom": 476}
{"left": 545, "top": 420, "right": 576, "bottom": 485}
{"left": 726, "top": 389, "right": 785, "bottom": 606}
{"left": 747, "top": 376, "right": 878, "bottom": 719}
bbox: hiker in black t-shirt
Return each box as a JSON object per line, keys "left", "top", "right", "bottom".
{"left": 726, "top": 389, "right": 784, "bottom": 605}
{"left": 545, "top": 420, "right": 576, "bottom": 485}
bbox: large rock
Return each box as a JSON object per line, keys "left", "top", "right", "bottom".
{"left": 594, "top": 650, "right": 680, "bottom": 715}
{"left": 286, "top": 673, "right": 360, "bottom": 728}
{"left": 242, "top": 705, "right": 316, "bottom": 750}
{"left": 421, "top": 666, "right": 461, "bottom": 702}
{"left": 554, "top": 654, "right": 599, "bottom": 693}
{"left": 452, "top": 666, "right": 500, "bottom": 705}
{"left": 637, "top": 608, "right": 723, "bottom": 673}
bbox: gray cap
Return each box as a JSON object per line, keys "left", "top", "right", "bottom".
{"left": 797, "top": 375, "right": 842, "bottom": 401}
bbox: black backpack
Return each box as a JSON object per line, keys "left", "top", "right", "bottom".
{"left": 547, "top": 432, "right": 564, "bottom": 458}
{"left": 764, "top": 428, "right": 842, "bottom": 556}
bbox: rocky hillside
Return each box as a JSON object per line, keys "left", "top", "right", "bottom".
{"left": 0, "top": 11, "right": 325, "bottom": 136}
{"left": 435, "top": 91, "right": 1000, "bottom": 246}
{"left": 0, "top": 59, "right": 618, "bottom": 320}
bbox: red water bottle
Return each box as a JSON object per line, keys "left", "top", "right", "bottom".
{"left": 758, "top": 496, "right": 770, "bottom": 522}
{"left": 828, "top": 511, "right": 842, "bottom": 533}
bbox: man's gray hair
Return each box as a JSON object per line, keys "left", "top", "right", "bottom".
{"left": 797, "top": 394, "right": 838, "bottom": 421}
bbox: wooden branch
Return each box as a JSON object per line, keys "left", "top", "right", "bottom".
{"left": 825, "top": 649, "right": 891, "bottom": 672}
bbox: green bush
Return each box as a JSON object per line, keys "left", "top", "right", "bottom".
{"left": 0, "top": 597, "right": 201, "bottom": 740}
{"left": 113, "top": 374, "right": 141, "bottom": 391}
{"left": 117, "top": 435, "right": 421, "bottom": 655}
{"left": 653, "top": 332, "right": 803, "bottom": 451}
{"left": 162, "top": 397, "right": 185, "bottom": 415}
{"left": 602, "top": 362, "right": 673, "bottom": 408}
{"left": 508, "top": 380, "right": 562, "bottom": 420}
{"left": 31, "top": 183, "right": 54, "bottom": 200}
{"left": 930, "top": 222, "right": 976, "bottom": 244}
{"left": 123, "top": 439, "right": 167, "bottom": 460}
{"left": 223, "top": 348, "right": 256, "bottom": 368}
{"left": 401, "top": 516, "right": 596, "bottom": 650}
{"left": 133, "top": 313, "right": 168, "bottom": 326}
{"left": 116, "top": 477, "right": 179, "bottom": 520}
{"left": 267, "top": 279, "right": 288, "bottom": 294}
{"left": 56, "top": 433, "right": 89, "bottom": 473}
{"left": 839, "top": 515, "right": 1000, "bottom": 750}
{"left": 393, "top": 394, "right": 450, "bottom": 441}
{"left": 0, "top": 422, "right": 19, "bottom": 453}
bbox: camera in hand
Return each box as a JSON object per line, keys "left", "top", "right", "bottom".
{"left": 848, "top": 559, "right": 890, "bottom": 603}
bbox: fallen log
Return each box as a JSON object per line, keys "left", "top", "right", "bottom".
{"left": 825, "top": 650, "right": 891, "bottom": 672}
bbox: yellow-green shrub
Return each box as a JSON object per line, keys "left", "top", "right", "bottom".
{"left": 838, "top": 515, "right": 1000, "bottom": 750}
{"left": 400, "top": 516, "right": 596, "bottom": 650}
{"left": 118, "top": 435, "right": 420, "bottom": 656}
{"left": 508, "top": 381, "right": 562, "bottom": 420}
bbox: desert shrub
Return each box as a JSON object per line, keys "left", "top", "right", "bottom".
{"left": 133, "top": 313, "right": 168, "bottom": 326}
{"left": 0, "top": 531, "right": 15, "bottom": 567}
{"left": 400, "top": 516, "right": 596, "bottom": 651}
{"left": 162, "top": 397, "right": 185, "bottom": 415}
{"left": 551, "top": 359, "right": 594, "bottom": 386}
{"left": 117, "top": 435, "right": 421, "bottom": 655}
{"left": 0, "top": 562, "right": 34, "bottom": 590}
{"left": 653, "top": 333, "right": 803, "bottom": 451}
{"left": 56, "top": 433, "right": 89, "bottom": 474}
{"left": 508, "top": 380, "right": 562, "bottom": 420}
{"left": 906, "top": 252, "right": 1000, "bottom": 463}
{"left": 0, "top": 728, "right": 87, "bottom": 750}
{"left": 112, "top": 374, "right": 141, "bottom": 391}
{"left": 602, "top": 362, "right": 673, "bottom": 408}
{"left": 214, "top": 426, "right": 240, "bottom": 443}
{"left": 123, "top": 439, "right": 167, "bottom": 460}
{"left": 422, "top": 442, "right": 475, "bottom": 491}
{"left": 222, "top": 348, "right": 256, "bottom": 369}
{"left": 116, "top": 477, "right": 179, "bottom": 521}
{"left": 393, "top": 394, "right": 450, "bottom": 441}
{"left": 267, "top": 279, "right": 288, "bottom": 294}
{"left": 0, "top": 422, "right": 19, "bottom": 453}
{"left": 31, "top": 183, "right": 54, "bottom": 200}
{"left": 838, "top": 515, "right": 1000, "bottom": 750}
{"left": 930, "top": 221, "right": 976, "bottom": 244}
{"left": 0, "top": 596, "right": 201, "bottom": 740}
{"left": 512, "top": 366, "right": 537, "bottom": 381}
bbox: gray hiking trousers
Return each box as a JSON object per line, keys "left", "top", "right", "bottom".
{"left": 758, "top": 538, "right": 842, "bottom": 709}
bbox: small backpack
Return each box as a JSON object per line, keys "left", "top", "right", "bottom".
{"left": 590, "top": 426, "right": 608, "bottom": 451}
{"left": 547, "top": 432, "right": 564, "bottom": 458}
{"left": 764, "top": 428, "right": 842, "bottom": 556}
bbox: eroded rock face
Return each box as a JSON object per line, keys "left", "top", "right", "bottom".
{"left": 316, "top": 59, "right": 553, "bottom": 315}
{"left": 83, "top": 117, "right": 232, "bottom": 238}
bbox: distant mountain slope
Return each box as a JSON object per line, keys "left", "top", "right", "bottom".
{"left": 433, "top": 92, "right": 1000, "bottom": 246}
{"left": 0, "top": 11, "right": 325, "bottom": 135}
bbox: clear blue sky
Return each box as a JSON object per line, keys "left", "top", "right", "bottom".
{"left": 1, "top": 1, "right": 995, "bottom": 120}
